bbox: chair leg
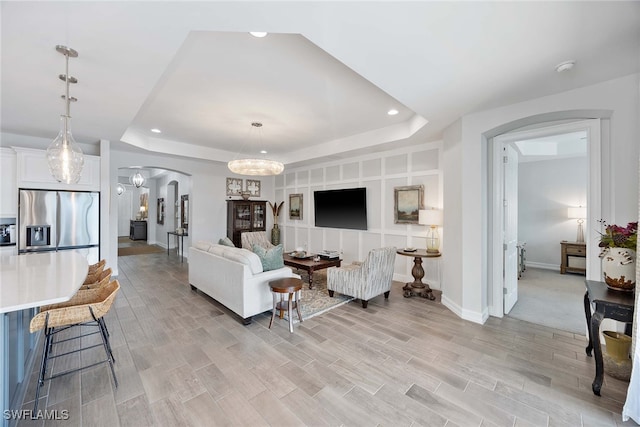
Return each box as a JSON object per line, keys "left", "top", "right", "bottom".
{"left": 328, "top": 290, "right": 334, "bottom": 297}
{"left": 361, "top": 300, "right": 369, "bottom": 309}
{"left": 33, "top": 324, "right": 52, "bottom": 412}
{"left": 97, "top": 316, "right": 118, "bottom": 388}
{"left": 384, "top": 291, "right": 390, "bottom": 299}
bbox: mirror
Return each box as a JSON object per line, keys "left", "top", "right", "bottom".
{"left": 181, "top": 195, "right": 189, "bottom": 231}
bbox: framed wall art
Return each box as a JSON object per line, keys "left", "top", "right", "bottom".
{"left": 394, "top": 185, "right": 424, "bottom": 224}
{"left": 226, "top": 178, "right": 243, "bottom": 196}
{"left": 245, "top": 179, "right": 261, "bottom": 197}
{"left": 157, "top": 198, "right": 165, "bottom": 225}
{"left": 289, "top": 193, "right": 303, "bottom": 220}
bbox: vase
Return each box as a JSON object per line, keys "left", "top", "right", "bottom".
{"left": 271, "top": 223, "right": 280, "bottom": 245}
{"left": 602, "top": 331, "right": 632, "bottom": 381}
{"left": 601, "top": 247, "right": 636, "bottom": 292}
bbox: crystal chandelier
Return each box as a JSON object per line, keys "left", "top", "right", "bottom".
{"left": 46, "top": 45, "right": 84, "bottom": 184}
{"left": 129, "top": 171, "right": 145, "bottom": 188}
{"left": 228, "top": 122, "right": 284, "bottom": 176}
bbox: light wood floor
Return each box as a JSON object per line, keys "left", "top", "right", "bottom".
{"left": 19, "top": 251, "right": 636, "bottom": 426}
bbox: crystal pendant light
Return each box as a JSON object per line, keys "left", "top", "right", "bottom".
{"left": 228, "top": 122, "right": 284, "bottom": 176}
{"left": 46, "top": 45, "right": 84, "bottom": 184}
{"left": 129, "top": 171, "right": 145, "bottom": 188}
{"left": 116, "top": 183, "right": 126, "bottom": 195}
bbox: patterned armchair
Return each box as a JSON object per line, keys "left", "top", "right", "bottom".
{"left": 241, "top": 231, "right": 274, "bottom": 251}
{"left": 327, "top": 247, "right": 396, "bottom": 308}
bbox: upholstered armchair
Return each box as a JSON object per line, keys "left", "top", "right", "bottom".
{"left": 327, "top": 247, "right": 396, "bottom": 308}
{"left": 241, "top": 231, "right": 274, "bottom": 251}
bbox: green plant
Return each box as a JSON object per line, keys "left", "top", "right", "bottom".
{"left": 598, "top": 220, "right": 638, "bottom": 250}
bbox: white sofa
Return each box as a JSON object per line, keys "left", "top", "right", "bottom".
{"left": 188, "top": 241, "right": 299, "bottom": 324}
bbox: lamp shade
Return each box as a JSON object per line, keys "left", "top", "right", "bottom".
{"left": 419, "top": 209, "right": 443, "bottom": 226}
{"left": 567, "top": 207, "right": 586, "bottom": 219}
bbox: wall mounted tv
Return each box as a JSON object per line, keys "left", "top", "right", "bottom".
{"left": 314, "top": 188, "right": 367, "bottom": 230}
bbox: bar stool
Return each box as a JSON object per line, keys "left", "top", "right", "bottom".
{"left": 30, "top": 279, "right": 120, "bottom": 411}
{"left": 269, "top": 277, "right": 304, "bottom": 333}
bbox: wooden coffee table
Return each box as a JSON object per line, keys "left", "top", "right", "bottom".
{"left": 283, "top": 254, "right": 341, "bottom": 289}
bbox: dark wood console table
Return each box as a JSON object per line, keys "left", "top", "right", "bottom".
{"left": 167, "top": 231, "right": 188, "bottom": 263}
{"left": 396, "top": 249, "right": 441, "bottom": 300}
{"left": 583, "top": 280, "right": 634, "bottom": 396}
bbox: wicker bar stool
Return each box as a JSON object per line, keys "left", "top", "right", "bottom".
{"left": 80, "top": 267, "right": 112, "bottom": 290}
{"left": 30, "top": 279, "right": 120, "bottom": 411}
{"left": 83, "top": 260, "right": 107, "bottom": 286}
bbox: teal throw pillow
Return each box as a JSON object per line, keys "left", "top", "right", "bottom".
{"left": 218, "top": 237, "right": 235, "bottom": 247}
{"left": 253, "top": 244, "right": 284, "bottom": 271}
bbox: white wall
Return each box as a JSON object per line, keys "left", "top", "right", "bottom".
{"left": 281, "top": 142, "right": 443, "bottom": 286}
{"left": 443, "top": 73, "right": 639, "bottom": 323}
{"left": 518, "top": 156, "right": 587, "bottom": 268}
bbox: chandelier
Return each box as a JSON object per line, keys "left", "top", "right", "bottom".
{"left": 46, "top": 45, "right": 84, "bottom": 184}
{"left": 129, "top": 171, "right": 145, "bottom": 188}
{"left": 228, "top": 122, "right": 284, "bottom": 176}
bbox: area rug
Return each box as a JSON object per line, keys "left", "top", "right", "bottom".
{"left": 283, "top": 270, "right": 354, "bottom": 322}
{"left": 117, "top": 244, "right": 165, "bottom": 256}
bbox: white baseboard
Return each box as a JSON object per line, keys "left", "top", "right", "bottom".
{"left": 441, "top": 295, "right": 487, "bottom": 325}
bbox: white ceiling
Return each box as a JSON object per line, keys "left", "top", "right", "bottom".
{"left": 2, "top": 2, "right": 639, "bottom": 170}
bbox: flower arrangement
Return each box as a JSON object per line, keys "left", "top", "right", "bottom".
{"left": 597, "top": 220, "right": 637, "bottom": 251}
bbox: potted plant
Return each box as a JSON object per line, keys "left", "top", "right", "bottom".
{"left": 598, "top": 220, "right": 637, "bottom": 291}
{"left": 268, "top": 201, "right": 284, "bottom": 245}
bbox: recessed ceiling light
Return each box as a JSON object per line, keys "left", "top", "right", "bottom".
{"left": 555, "top": 60, "right": 575, "bottom": 73}
{"left": 260, "top": 150, "right": 268, "bottom": 154}
{"left": 249, "top": 32, "right": 267, "bottom": 38}
{"left": 150, "top": 128, "right": 162, "bottom": 133}
{"left": 387, "top": 109, "right": 399, "bottom": 116}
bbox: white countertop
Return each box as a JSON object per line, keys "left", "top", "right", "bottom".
{"left": 0, "top": 251, "right": 88, "bottom": 313}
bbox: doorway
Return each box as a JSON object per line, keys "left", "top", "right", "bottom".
{"left": 489, "top": 119, "right": 602, "bottom": 321}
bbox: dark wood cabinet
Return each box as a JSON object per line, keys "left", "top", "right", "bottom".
{"left": 130, "top": 220, "right": 147, "bottom": 241}
{"left": 560, "top": 241, "right": 586, "bottom": 274}
{"left": 226, "top": 200, "right": 266, "bottom": 247}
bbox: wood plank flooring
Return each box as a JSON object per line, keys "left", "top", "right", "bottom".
{"left": 18, "top": 251, "right": 636, "bottom": 426}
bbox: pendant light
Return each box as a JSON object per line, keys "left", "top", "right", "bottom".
{"left": 116, "top": 183, "right": 126, "bottom": 195}
{"left": 129, "top": 171, "right": 145, "bottom": 188}
{"left": 46, "top": 45, "right": 84, "bottom": 184}
{"left": 228, "top": 122, "right": 284, "bottom": 176}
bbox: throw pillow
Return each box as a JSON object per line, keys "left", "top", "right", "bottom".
{"left": 218, "top": 237, "right": 235, "bottom": 247}
{"left": 253, "top": 243, "right": 284, "bottom": 271}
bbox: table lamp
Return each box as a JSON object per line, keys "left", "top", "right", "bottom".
{"left": 419, "top": 208, "right": 443, "bottom": 254}
{"left": 567, "top": 206, "right": 586, "bottom": 243}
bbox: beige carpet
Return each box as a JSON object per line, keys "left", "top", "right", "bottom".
{"left": 508, "top": 267, "right": 586, "bottom": 334}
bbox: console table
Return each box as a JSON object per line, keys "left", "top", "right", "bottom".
{"left": 167, "top": 231, "right": 188, "bottom": 263}
{"left": 396, "top": 249, "right": 441, "bottom": 300}
{"left": 583, "top": 280, "right": 634, "bottom": 396}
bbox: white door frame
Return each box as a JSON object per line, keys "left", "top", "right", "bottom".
{"left": 489, "top": 119, "right": 602, "bottom": 317}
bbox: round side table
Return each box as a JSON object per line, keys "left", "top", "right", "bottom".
{"left": 396, "top": 249, "right": 441, "bottom": 300}
{"left": 269, "top": 277, "right": 304, "bottom": 333}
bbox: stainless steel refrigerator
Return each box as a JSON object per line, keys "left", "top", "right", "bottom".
{"left": 18, "top": 189, "right": 100, "bottom": 263}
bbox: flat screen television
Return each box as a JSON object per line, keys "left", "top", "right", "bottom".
{"left": 314, "top": 188, "right": 367, "bottom": 230}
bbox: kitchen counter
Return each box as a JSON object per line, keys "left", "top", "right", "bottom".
{"left": 0, "top": 251, "right": 88, "bottom": 313}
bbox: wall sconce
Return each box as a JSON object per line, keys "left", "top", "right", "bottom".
{"left": 567, "top": 206, "right": 586, "bottom": 243}
{"left": 419, "top": 208, "right": 443, "bottom": 254}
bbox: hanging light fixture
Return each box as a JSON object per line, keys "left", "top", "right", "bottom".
{"left": 129, "top": 170, "right": 145, "bottom": 188}
{"left": 228, "top": 122, "right": 284, "bottom": 176}
{"left": 46, "top": 45, "right": 84, "bottom": 184}
{"left": 116, "top": 183, "right": 126, "bottom": 196}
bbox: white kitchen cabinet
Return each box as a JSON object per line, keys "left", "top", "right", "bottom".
{"left": 0, "top": 148, "right": 17, "bottom": 217}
